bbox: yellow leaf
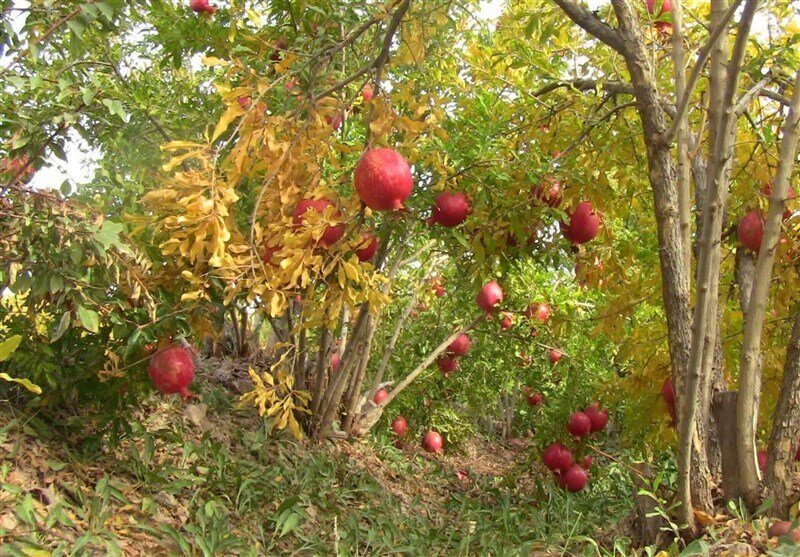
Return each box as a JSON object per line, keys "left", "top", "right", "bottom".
{"left": 181, "top": 291, "right": 203, "bottom": 302}
{"left": 0, "top": 372, "right": 42, "bottom": 394}
{"left": 212, "top": 105, "right": 241, "bottom": 143}
{"left": 202, "top": 56, "right": 229, "bottom": 67}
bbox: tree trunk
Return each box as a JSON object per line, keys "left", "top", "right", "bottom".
{"left": 712, "top": 391, "right": 740, "bottom": 501}
{"left": 765, "top": 312, "right": 800, "bottom": 517}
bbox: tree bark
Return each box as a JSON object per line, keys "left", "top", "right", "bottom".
{"left": 712, "top": 391, "right": 740, "bottom": 501}
{"left": 765, "top": 312, "right": 800, "bottom": 517}
{"left": 737, "top": 69, "right": 800, "bottom": 505}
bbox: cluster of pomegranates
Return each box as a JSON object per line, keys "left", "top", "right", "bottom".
{"left": 542, "top": 403, "right": 609, "bottom": 493}
{"left": 435, "top": 333, "right": 473, "bottom": 377}
{"left": 389, "top": 414, "right": 444, "bottom": 454}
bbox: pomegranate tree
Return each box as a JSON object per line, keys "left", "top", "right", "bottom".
{"left": 149, "top": 344, "right": 196, "bottom": 399}
{"left": 354, "top": 148, "right": 413, "bottom": 211}
{"left": 430, "top": 191, "right": 470, "bottom": 227}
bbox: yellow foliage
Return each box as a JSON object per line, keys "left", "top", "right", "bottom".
{"left": 239, "top": 365, "right": 311, "bottom": 440}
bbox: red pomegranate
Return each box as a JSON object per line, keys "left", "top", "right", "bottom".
{"left": 564, "top": 465, "right": 589, "bottom": 492}
{"left": 437, "top": 355, "right": 459, "bottom": 375}
{"left": 584, "top": 403, "right": 609, "bottom": 432}
{"left": 434, "top": 284, "right": 445, "bottom": 297}
{"left": 430, "top": 191, "right": 470, "bottom": 227}
{"left": 261, "top": 243, "right": 279, "bottom": 264}
{"left": 238, "top": 96, "right": 251, "bottom": 110}
{"left": 527, "top": 392, "right": 543, "bottom": 406}
{"left": 661, "top": 378, "right": 675, "bottom": 405}
{"left": 477, "top": 281, "right": 504, "bottom": 314}
{"left": 355, "top": 232, "right": 378, "bottom": 262}
{"left": 525, "top": 302, "right": 551, "bottom": 322}
{"left": 738, "top": 209, "right": 764, "bottom": 252}
{"left": 568, "top": 411, "right": 592, "bottom": 438}
{"left": 149, "top": 344, "right": 196, "bottom": 399}
{"left": 354, "top": 148, "right": 414, "bottom": 211}
{"left": 582, "top": 456, "right": 592, "bottom": 469}
{"left": 543, "top": 442, "right": 574, "bottom": 472}
{"left": 500, "top": 312, "right": 513, "bottom": 330}
{"left": 532, "top": 177, "right": 563, "bottom": 208}
{"left": 292, "top": 198, "right": 346, "bottom": 247}
{"left": 561, "top": 201, "right": 601, "bottom": 244}
{"left": 330, "top": 352, "right": 341, "bottom": 372}
{"left": 548, "top": 349, "right": 563, "bottom": 364}
{"left": 448, "top": 334, "right": 472, "bottom": 357}
{"left": 373, "top": 388, "right": 389, "bottom": 405}
{"left": 422, "top": 430, "right": 443, "bottom": 453}
{"left": 189, "top": 0, "right": 216, "bottom": 14}
{"left": 327, "top": 113, "right": 344, "bottom": 130}
{"left": 758, "top": 449, "right": 767, "bottom": 473}
{"left": 646, "top": 0, "right": 673, "bottom": 15}
{"left": 362, "top": 84, "right": 374, "bottom": 102}
{"left": 768, "top": 521, "right": 800, "bottom": 541}
{"left": 391, "top": 416, "right": 407, "bottom": 436}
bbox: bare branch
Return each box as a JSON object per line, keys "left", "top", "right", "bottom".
{"left": 550, "top": 0, "right": 626, "bottom": 54}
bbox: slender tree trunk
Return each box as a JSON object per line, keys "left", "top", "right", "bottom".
{"left": 342, "top": 314, "right": 378, "bottom": 432}
{"left": 370, "top": 292, "right": 417, "bottom": 393}
{"left": 765, "top": 312, "right": 800, "bottom": 517}
{"left": 737, "top": 69, "right": 800, "bottom": 505}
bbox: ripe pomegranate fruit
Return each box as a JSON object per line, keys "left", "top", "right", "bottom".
{"left": 568, "top": 411, "right": 592, "bottom": 438}
{"left": 548, "top": 349, "right": 563, "bottom": 364}
{"left": 544, "top": 443, "right": 574, "bottom": 473}
{"left": 768, "top": 521, "right": 800, "bottom": 541}
{"left": 476, "top": 281, "right": 503, "bottom": 314}
{"left": 527, "top": 392, "right": 543, "bottom": 406}
{"left": 373, "top": 388, "right": 389, "bottom": 405}
{"left": 238, "top": 96, "right": 251, "bottom": 110}
{"left": 646, "top": 0, "right": 672, "bottom": 15}
{"left": 561, "top": 201, "right": 601, "bottom": 244}
{"left": 584, "top": 403, "right": 609, "bottom": 432}
{"left": 362, "top": 84, "right": 374, "bottom": 101}
{"left": 448, "top": 333, "right": 472, "bottom": 356}
{"left": 148, "top": 344, "right": 195, "bottom": 399}
{"left": 582, "top": 456, "right": 592, "bottom": 469}
{"left": 500, "top": 312, "right": 513, "bottom": 330}
{"left": 437, "top": 355, "right": 459, "bottom": 375}
{"left": 431, "top": 278, "right": 445, "bottom": 298}
{"left": 262, "top": 243, "right": 279, "bottom": 265}
{"left": 532, "top": 177, "right": 563, "bottom": 208}
{"left": 758, "top": 449, "right": 767, "bottom": 473}
{"left": 661, "top": 378, "right": 675, "bottom": 405}
{"left": 354, "top": 148, "right": 413, "bottom": 211}
{"left": 292, "top": 198, "right": 345, "bottom": 247}
{"left": 564, "top": 465, "right": 589, "bottom": 492}
{"left": 391, "top": 416, "right": 407, "bottom": 436}
{"left": 330, "top": 352, "right": 341, "bottom": 371}
{"left": 430, "top": 191, "right": 470, "bottom": 227}
{"left": 525, "top": 302, "right": 551, "bottom": 322}
{"left": 738, "top": 209, "right": 764, "bottom": 252}
{"left": 327, "top": 113, "right": 344, "bottom": 130}
{"left": 355, "top": 232, "right": 378, "bottom": 262}
{"left": 189, "top": 0, "right": 216, "bottom": 14}
{"left": 422, "top": 430, "right": 443, "bottom": 453}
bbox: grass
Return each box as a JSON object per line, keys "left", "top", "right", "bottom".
{"left": 0, "top": 383, "right": 680, "bottom": 556}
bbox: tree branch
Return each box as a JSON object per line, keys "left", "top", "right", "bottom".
{"left": 550, "top": 0, "right": 626, "bottom": 54}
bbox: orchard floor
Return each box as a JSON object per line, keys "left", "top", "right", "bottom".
{"left": 0, "top": 382, "right": 795, "bottom": 556}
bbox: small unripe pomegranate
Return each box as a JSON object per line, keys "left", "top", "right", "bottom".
{"left": 430, "top": 191, "right": 470, "bottom": 227}
{"left": 527, "top": 392, "right": 543, "bottom": 406}
{"left": 354, "top": 148, "right": 414, "bottom": 211}
{"left": 500, "top": 312, "right": 513, "bottom": 330}
{"left": 561, "top": 201, "right": 601, "bottom": 244}
{"left": 548, "top": 349, "right": 563, "bottom": 364}
{"left": 373, "top": 388, "right": 389, "bottom": 405}
{"left": 564, "top": 465, "right": 589, "bottom": 492}
{"left": 738, "top": 209, "right": 764, "bottom": 252}
{"left": 437, "top": 355, "right": 459, "bottom": 375}
{"left": 532, "top": 177, "right": 563, "bottom": 208}
{"left": 448, "top": 333, "right": 472, "bottom": 356}
{"left": 477, "top": 281, "right": 503, "bottom": 314}
{"left": 391, "top": 416, "right": 407, "bottom": 436}
{"left": 568, "top": 411, "right": 592, "bottom": 438}
{"left": 292, "top": 198, "right": 345, "bottom": 247}
{"left": 149, "top": 344, "right": 195, "bottom": 399}
{"left": 422, "top": 430, "right": 443, "bottom": 453}
{"left": 355, "top": 231, "right": 378, "bottom": 262}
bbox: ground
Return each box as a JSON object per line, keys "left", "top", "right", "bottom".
{"left": 0, "top": 378, "right": 797, "bottom": 556}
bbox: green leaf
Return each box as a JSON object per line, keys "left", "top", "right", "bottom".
{"left": 93, "top": 220, "right": 126, "bottom": 249}
{"left": 0, "top": 335, "right": 22, "bottom": 361}
{"left": 51, "top": 312, "right": 71, "bottom": 342}
{"left": 77, "top": 306, "right": 100, "bottom": 333}
{"left": 279, "top": 511, "right": 301, "bottom": 537}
